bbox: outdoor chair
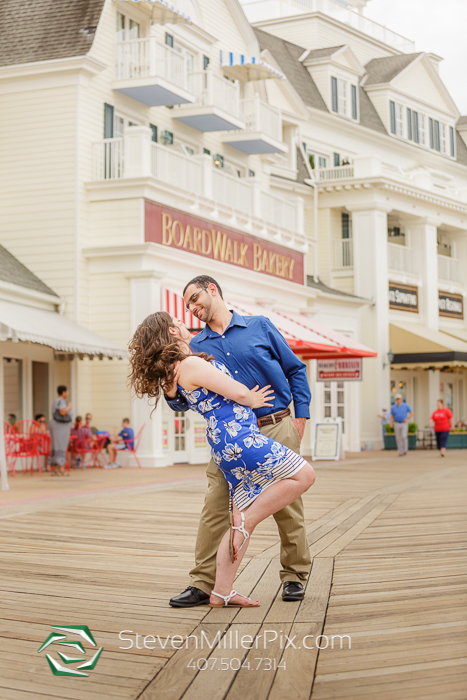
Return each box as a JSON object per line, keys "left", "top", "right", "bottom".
{"left": 12, "top": 420, "right": 42, "bottom": 476}
{"left": 4, "top": 422, "right": 16, "bottom": 477}
{"left": 116, "top": 424, "right": 145, "bottom": 468}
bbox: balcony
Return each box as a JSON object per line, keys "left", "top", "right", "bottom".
{"left": 173, "top": 70, "right": 244, "bottom": 132}
{"left": 223, "top": 97, "right": 286, "bottom": 154}
{"left": 388, "top": 243, "right": 417, "bottom": 275}
{"left": 91, "top": 127, "right": 306, "bottom": 247}
{"left": 317, "top": 165, "right": 354, "bottom": 182}
{"left": 438, "top": 255, "right": 461, "bottom": 284}
{"left": 240, "top": 0, "right": 415, "bottom": 53}
{"left": 113, "top": 37, "right": 194, "bottom": 107}
{"left": 334, "top": 239, "right": 353, "bottom": 268}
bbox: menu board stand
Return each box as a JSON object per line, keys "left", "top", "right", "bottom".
{"left": 312, "top": 418, "right": 343, "bottom": 462}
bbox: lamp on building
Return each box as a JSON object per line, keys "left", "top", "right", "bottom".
{"left": 383, "top": 350, "right": 394, "bottom": 369}
{"left": 213, "top": 154, "right": 224, "bottom": 168}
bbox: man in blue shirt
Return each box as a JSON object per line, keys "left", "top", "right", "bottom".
{"left": 390, "top": 395, "right": 413, "bottom": 456}
{"left": 167, "top": 275, "right": 312, "bottom": 607}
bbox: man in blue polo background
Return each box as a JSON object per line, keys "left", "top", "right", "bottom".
{"left": 166, "top": 274, "right": 312, "bottom": 607}
{"left": 390, "top": 394, "right": 414, "bottom": 456}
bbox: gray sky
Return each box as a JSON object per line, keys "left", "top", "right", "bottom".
{"left": 364, "top": 0, "right": 467, "bottom": 115}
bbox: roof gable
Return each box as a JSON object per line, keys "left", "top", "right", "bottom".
{"left": 0, "top": 245, "right": 58, "bottom": 298}
{"left": 392, "top": 55, "right": 459, "bottom": 116}
{"left": 302, "top": 45, "right": 364, "bottom": 77}
{"left": 363, "top": 53, "right": 422, "bottom": 86}
{"left": 0, "top": 0, "right": 106, "bottom": 67}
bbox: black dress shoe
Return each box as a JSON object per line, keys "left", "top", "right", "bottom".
{"left": 169, "top": 586, "right": 210, "bottom": 608}
{"left": 282, "top": 581, "right": 305, "bottom": 602}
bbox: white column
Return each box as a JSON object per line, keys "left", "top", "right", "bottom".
{"left": 427, "top": 369, "right": 440, "bottom": 418}
{"left": 0, "top": 355, "right": 9, "bottom": 490}
{"left": 127, "top": 270, "right": 169, "bottom": 467}
{"left": 411, "top": 218, "right": 440, "bottom": 331}
{"left": 349, "top": 202, "right": 392, "bottom": 447}
{"left": 124, "top": 126, "right": 152, "bottom": 179}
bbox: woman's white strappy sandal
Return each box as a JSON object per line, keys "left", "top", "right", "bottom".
{"left": 231, "top": 512, "right": 250, "bottom": 561}
{"left": 210, "top": 590, "right": 259, "bottom": 607}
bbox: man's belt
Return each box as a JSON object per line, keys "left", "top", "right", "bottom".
{"left": 257, "top": 408, "right": 291, "bottom": 428}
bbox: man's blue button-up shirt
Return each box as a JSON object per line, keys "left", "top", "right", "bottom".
{"left": 166, "top": 310, "right": 311, "bottom": 419}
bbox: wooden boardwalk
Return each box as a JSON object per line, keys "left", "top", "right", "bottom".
{"left": 0, "top": 452, "right": 466, "bottom": 699}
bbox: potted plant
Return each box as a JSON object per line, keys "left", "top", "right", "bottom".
{"left": 447, "top": 428, "right": 467, "bottom": 449}
{"left": 383, "top": 423, "right": 417, "bottom": 450}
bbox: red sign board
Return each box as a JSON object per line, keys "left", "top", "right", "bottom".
{"left": 145, "top": 201, "right": 304, "bottom": 284}
{"left": 317, "top": 359, "right": 362, "bottom": 381}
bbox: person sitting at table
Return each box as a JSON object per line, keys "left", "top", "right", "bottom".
{"left": 455, "top": 418, "right": 467, "bottom": 430}
{"left": 85, "top": 412, "right": 98, "bottom": 435}
{"left": 106, "top": 418, "right": 134, "bottom": 468}
{"left": 70, "top": 415, "right": 93, "bottom": 468}
{"left": 34, "top": 414, "right": 48, "bottom": 433}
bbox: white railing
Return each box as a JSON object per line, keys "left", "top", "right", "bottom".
{"left": 94, "top": 138, "right": 124, "bottom": 180}
{"left": 212, "top": 169, "right": 252, "bottom": 216}
{"left": 317, "top": 165, "right": 354, "bottom": 181}
{"left": 388, "top": 243, "right": 416, "bottom": 274}
{"left": 151, "top": 143, "right": 202, "bottom": 196}
{"left": 334, "top": 238, "right": 353, "bottom": 268}
{"left": 240, "top": 97, "right": 282, "bottom": 141}
{"left": 261, "top": 191, "right": 297, "bottom": 231}
{"left": 115, "top": 37, "right": 187, "bottom": 89}
{"left": 438, "top": 254, "right": 461, "bottom": 283}
{"left": 184, "top": 70, "right": 240, "bottom": 118}
{"left": 240, "top": 0, "right": 415, "bottom": 52}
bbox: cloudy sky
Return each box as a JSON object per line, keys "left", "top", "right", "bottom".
{"left": 364, "top": 0, "right": 467, "bottom": 114}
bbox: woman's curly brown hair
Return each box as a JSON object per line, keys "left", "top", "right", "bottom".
{"left": 128, "top": 311, "right": 212, "bottom": 409}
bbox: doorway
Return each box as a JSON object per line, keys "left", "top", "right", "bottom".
{"left": 3, "top": 358, "right": 23, "bottom": 424}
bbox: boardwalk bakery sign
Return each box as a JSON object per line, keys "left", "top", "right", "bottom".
{"left": 145, "top": 201, "right": 304, "bottom": 284}
{"left": 388, "top": 283, "right": 418, "bottom": 313}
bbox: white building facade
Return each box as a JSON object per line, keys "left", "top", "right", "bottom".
{"left": 1, "top": 0, "right": 465, "bottom": 465}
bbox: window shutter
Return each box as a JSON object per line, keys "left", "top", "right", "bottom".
{"left": 407, "top": 108, "right": 412, "bottom": 140}
{"left": 342, "top": 213, "right": 350, "bottom": 239}
{"left": 150, "top": 124, "right": 158, "bottom": 143}
{"left": 334, "top": 152, "right": 340, "bottom": 167}
{"left": 165, "top": 32, "right": 174, "bottom": 48}
{"left": 331, "top": 77, "right": 338, "bottom": 113}
{"left": 450, "top": 126, "right": 455, "bottom": 157}
{"left": 434, "top": 120, "right": 440, "bottom": 151}
{"left": 104, "top": 103, "right": 114, "bottom": 138}
{"left": 351, "top": 85, "right": 357, "bottom": 119}
{"left": 413, "top": 111, "right": 419, "bottom": 143}
{"left": 203, "top": 55, "right": 210, "bottom": 70}
{"left": 390, "top": 101, "right": 396, "bottom": 134}
{"left": 429, "top": 118, "right": 434, "bottom": 148}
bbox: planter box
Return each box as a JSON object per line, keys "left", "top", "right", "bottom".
{"left": 447, "top": 432, "right": 467, "bottom": 449}
{"left": 384, "top": 434, "right": 417, "bottom": 450}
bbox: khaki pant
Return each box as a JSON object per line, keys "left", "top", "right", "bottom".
{"left": 190, "top": 416, "right": 312, "bottom": 595}
{"left": 394, "top": 421, "right": 408, "bottom": 455}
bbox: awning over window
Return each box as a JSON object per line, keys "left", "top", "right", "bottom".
{"left": 0, "top": 300, "right": 126, "bottom": 359}
{"left": 163, "top": 287, "right": 205, "bottom": 330}
{"left": 390, "top": 322, "right": 467, "bottom": 369}
{"left": 136, "top": 0, "right": 192, "bottom": 24}
{"left": 220, "top": 52, "right": 285, "bottom": 81}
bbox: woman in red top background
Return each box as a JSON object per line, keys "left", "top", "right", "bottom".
{"left": 429, "top": 399, "right": 454, "bottom": 457}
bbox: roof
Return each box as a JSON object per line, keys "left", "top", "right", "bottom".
{"left": 364, "top": 53, "right": 422, "bottom": 86}
{"left": 457, "top": 116, "right": 467, "bottom": 127}
{"left": 302, "top": 45, "right": 345, "bottom": 61}
{"left": 0, "top": 245, "right": 58, "bottom": 297}
{"left": 307, "top": 276, "right": 368, "bottom": 301}
{"left": 254, "top": 28, "right": 328, "bottom": 112}
{"left": 358, "top": 85, "right": 387, "bottom": 134}
{"left": 0, "top": 0, "right": 105, "bottom": 67}
{"left": 456, "top": 131, "right": 467, "bottom": 167}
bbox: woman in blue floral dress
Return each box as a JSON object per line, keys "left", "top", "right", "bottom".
{"left": 129, "top": 312, "right": 315, "bottom": 608}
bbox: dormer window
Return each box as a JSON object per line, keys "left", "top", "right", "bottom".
{"left": 331, "top": 77, "right": 359, "bottom": 120}
{"left": 390, "top": 101, "right": 403, "bottom": 137}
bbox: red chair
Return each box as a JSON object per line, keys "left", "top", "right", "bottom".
{"left": 89, "top": 435, "right": 109, "bottom": 469}
{"left": 12, "top": 420, "right": 42, "bottom": 476}
{"left": 37, "top": 433, "right": 51, "bottom": 472}
{"left": 116, "top": 424, "right": 145, "bottom": 468}
{"left": 4, "top": 422, "right": 16, "bottom": 477}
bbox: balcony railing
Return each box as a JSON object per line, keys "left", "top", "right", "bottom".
{"left": 261, "top": 191, "right": 298, "bottom": 232}
{"left": 334, "top": 238, "right": 353, "bottom": 268}
{"left": 388, "top": 243, "right": 416, "bottom": 274}
{"left": 151, "top": 143, "right": 202, "bottom": 196}
{"left": 115, "top": 37, "right": 187, "bottom": 89}
{"left": 317, "top": 165, "right": 354, "bottom": 182}
{"left": 184, "top": 70, "right": 240, "bottom": 117}
{"left": 240, "top": 0, "right": 415, "bottom": 52}
{"left": 94, "top": 138, "right": 124, "bottom": 180}
{"left": 212, "top": 168, "right": 252, "bottom": 216}
{"left": 240, "top": 97, "right": 282, "bottom": 141}
{"left": 438, "top": 254, "right": 461, "bottom": 283}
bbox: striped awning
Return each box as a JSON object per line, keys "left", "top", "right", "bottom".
{"left": 220, "top": 51, "right": 285, "bottom": 80}
{"left": 163, "top": 287, "right": 205, "bottom": 331}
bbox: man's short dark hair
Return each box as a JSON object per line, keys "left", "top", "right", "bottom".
{"left": 122, "top": 418, "right": 130, "bottom": 424}
{"left": 183, "top": 275, "right": 223, "bottom": 299}
{"left": 57, "top": 385, "right": 67, "bottom": 395}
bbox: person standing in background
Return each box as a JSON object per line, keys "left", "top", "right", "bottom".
{"left": 389, "top": 395, "right": 413, "bottom": 457}
{"left": 377, "top": 407, "right": 390, "bottom": 446}
{"left": 429, "top": 399, "right": 453, "bottom": 457}
{"left": 48, "top": 385, "right": 73, "bottom": 476}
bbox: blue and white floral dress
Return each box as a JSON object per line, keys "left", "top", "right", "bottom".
{"left": 178, "top": 360, "right": 307, "bottom": 511}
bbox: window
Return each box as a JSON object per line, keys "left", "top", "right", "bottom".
{"left": 203, "top": 55, "right": 210, "bottom": 70}
{"left": 184, "top": 145, "right": 195, "bottom": 155}
{"left": 434, "top": 120, "right": 440, "bottom": 151}
{"left": 150, "top": 124, "right": 157, "bottom": 143}
{"left": 450, "top": 126, "right": 455, "bottom": 157}
{"left": 159, "top": 130, "right": 173, "bottom": 145}
{"left": 413, "top": 111, "right": 419, "bottom": 143}
{"left": 331, "top": 77, "right": 346, "bottom": 115}
{"left": 308, "top": 154, "right": 315, "bottom": 170}
{"left": 418, "top": 113, "right": 425, "bottom": 145}
{"left": 33, "top": 362, "right": 49, "bottom": 420}
{"left": 351, "top": 85, "right": 358, "bottom": 119}
{"left": 440, "top": 123, "right": 446, "bottom": 153}
{"left": 116, "top": 13, "right": 140, "bottom": 40}
{"left": 116, "top": 12, "right": 125, "bottom": 42}
{"left": 342, "top": 212, "right": 351, "bottom": 239}
{"left": 407, "top": 108, "right": 413, "bottom": 140}
{"left": 390, "top": 101, "right": 396, "bottom": 134}
{"left": 323, "top": 382, "right": 345, "bottom": 433}
{"left": 319, "top": 156, "right": 327, "bottom": 168}
{"left": 334, "top": 153, "right": 340, "bottom": 167}
{"left": 104, "top": 103, "right": 114, "bottom": 138}
{"left": 165, "top": 32, "right": 174, "bottom": 48}
{"left": 249, "top": 169, "right": 255, "bottom": 177}
{"left": 203, "top": 148, "right": 211, "bottom": 155}
{"left": 429, "top": 117, "right": 434, "bottom": 148}
{"left": 331, "top": 77, "right": 338, "bottom": 113}
{"left": 390, "top": 101, "right": 403, "bottom": 136}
